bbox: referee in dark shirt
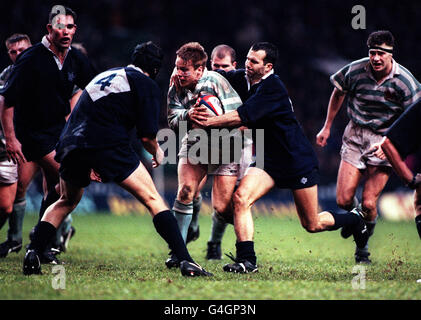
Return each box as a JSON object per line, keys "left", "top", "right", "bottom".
{"left": 0, "top": 5, "right": 96, "bottom": 261}
{"left": 193, "top": 42, "right": 370, "bottom": 273}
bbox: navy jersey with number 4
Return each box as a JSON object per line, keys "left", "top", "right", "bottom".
{"left": 55, "top": 65, "right": 160, "bottom": 162}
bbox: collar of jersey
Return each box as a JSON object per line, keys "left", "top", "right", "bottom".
{"left": 245, "top": 69, "right": 274, "bottom": 91}
{"left": 365, "top": 58, "right": 400, "bottom": 84}
{"left": 41, "top": 35, "right": 71, "bottom": 70}
{"left": 127, "top": 64, "right": 147, "bottom": 75}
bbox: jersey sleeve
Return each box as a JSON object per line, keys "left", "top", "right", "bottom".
{"left": 330, "top": 62, "right": 353, "bottom": 93}
{"left": 167, "top": 85, "right": 189, "bottom": 130}
{"left": 130, "top": 74, "right": 161, "bottom": 138}
{"left": 73, "top": 49, "right": 97, "bottom": 90}
{"left": 400, "top": 72, "right": 421, "bottom": 109}
{"left": 237, "top": 76, "right": 293, "bottom": 126}
{"left": 386, "top": 100, "right": 421, "bottom": 158}
{"left": 0, "top": 53, "right": 31, "bottom": 107}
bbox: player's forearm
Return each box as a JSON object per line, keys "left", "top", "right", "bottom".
{"left": 69, "top": 89, "right": 83, "bottom": 119}
{"left": 205, "top": 110, "right": 243, "bottom": 128}
{"left": 141, "top": 136, "right": 159, "bottom": 157}
{"left": 382, "top": 138, "right": 414, "bottom": 184}
{"left": 323, "top": 88, "right": 345, "bottom": 129}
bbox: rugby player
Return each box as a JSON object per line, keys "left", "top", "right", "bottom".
{"left": 22, "top": 41, "right": 212, "bottom": 277}
{"left": 166, "top": 42, "right": 250, "bottom": 267}
{"left": 187, "top": 44, "right": 240, "bottom": 260}
{"left": 0, "top": 34, "right": 37, "bottom": 258}
{"left": 316, "top": 30, "right": 421, "bottom": 263}
{"left": 194, "top": 42, "right": 370, "bottom": 273}
{"left": 0, "top": 6, "right": 96, "bottom": 263}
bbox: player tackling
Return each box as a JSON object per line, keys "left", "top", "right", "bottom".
{"left": 193, "top": 42, "right": 370, "bottom": 273}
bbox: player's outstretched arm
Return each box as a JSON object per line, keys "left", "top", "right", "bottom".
{"left": 0, "top": 95, "right": 26, "bottom": 164}
{"left": 316, "top": 87, "right": 346, "bottom": 147}
{"left": 195, "top": 108, "right": 243, "bottom": 129}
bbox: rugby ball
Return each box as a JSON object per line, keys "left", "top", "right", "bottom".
{"left": 197, "top": 95, "right": 224, "bottom": 116}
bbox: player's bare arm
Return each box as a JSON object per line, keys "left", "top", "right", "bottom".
{"left": 380, "top": 137, "right": 420, "bottom": 187}
{"left": 194, "top": 108, "right": 243, "bottom": 128}
{"left": 0, "top": 96, "right": 26, "bottom": 164}
{"left": 316, "top": 87, "right": 346, "bottom": 147}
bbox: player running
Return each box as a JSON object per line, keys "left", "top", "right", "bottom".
{"left": 316, "top": 30, "right": 421, "bottom": 263}
{"left": 22, "top": 41, "right": 212, "bottom": 277}
{"left": 166, "top": 42, "right": 251, "bottom": 268}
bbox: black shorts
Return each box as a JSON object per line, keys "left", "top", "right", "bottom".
{"left": 59, "top": 145, "right": 140, "bottom": 188}
{"left": 267, "top": 167, "right": 319, "bottom": 190}
{"left": 20, "top": 136, "right": 57, "bottom": 162}
{"left": 17, "top": 125, "right": 63, "bottom": 161}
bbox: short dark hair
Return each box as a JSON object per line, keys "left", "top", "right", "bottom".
{"left": 211, "top": 44, "right": 236, "bottom": 63}
{"left": 367, "top": 30, "right": 395, "bottom": 48}
{"left": 251, "top": 42, "right": 278, "bottom": 65}
{"left": 49, "top": 5, "right": 77, "bottom": 24}
{"left": 5, "top": 33, "right": 31, "bottom": 47}
{"left": 131, "top": 41, "right": 164, "bottom": 79}
{"left": 176, "top": 42, "right": 208, "bottom": 69}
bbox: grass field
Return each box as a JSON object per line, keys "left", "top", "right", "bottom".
{"left": 0, "top": 213, "right": 420, "bottom": 300}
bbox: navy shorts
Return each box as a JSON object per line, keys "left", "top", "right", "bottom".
{"left": 59, "top": 145, "right": 140, "bottom": 188}
{"left": 267, "top": 167, "right": 319, "bottom": 190}
{"left": 18, "top": 125, "right": 63, "bottom": 161}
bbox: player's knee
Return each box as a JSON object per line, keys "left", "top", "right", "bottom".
{"left": 361, "top": 199, "right": 377, "bottom": 218}
{"left": 59, "top": 196, "right": 79, "bottom": 212}
{"left": 178, "top": 184, "right": 195, "bottom": 203}
{"left": 213, "top": 202, "right": 230, "bottom": 216}
{"left": 302, "top": 221, "right": 322, "bottom": 233}
{"left": 336, "top": 194, "right": 354, "bottom": 210}
{"left": 232, "top": 189, "right": 250, "bottom": 211}
{"left": 0, "top": 203, "right": 13, "bottom": 215}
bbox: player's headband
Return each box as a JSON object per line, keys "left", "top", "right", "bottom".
{"left": 368, "top": 45, "right": 393, "bottom": 54}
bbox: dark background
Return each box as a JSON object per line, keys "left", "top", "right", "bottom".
{"left": 1, "top": 0, "right": 420, "bottom": 188}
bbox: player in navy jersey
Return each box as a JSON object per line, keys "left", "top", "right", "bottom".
{"left": 372, "top": 100, "right": 421, "bottom": 238}
{"left": 22, "top": 41, "right": 212, "bottom": 277}
{"left": 193, "top": 42, "right": 369, "bottom": 273}
{"left": 0, "top": 6, "right": 96, "bottom": 263}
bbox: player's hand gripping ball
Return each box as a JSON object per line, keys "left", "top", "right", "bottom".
{"left": 190, "top": 95, "right": 224, "bottom": 128}
{"left": 197, "top": 94, "right": 224, "bottom": 116}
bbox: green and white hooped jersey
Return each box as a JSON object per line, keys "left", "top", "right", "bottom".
{"left": 330, "top": 57, "right": 421, "bottom": 134}
{"left": 167, "top": 69, "right": 243, "bottom": 130}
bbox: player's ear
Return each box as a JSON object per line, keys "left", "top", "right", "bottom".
{"left": 47, "top": 24, "right": 52, "bottom": 33}
{"left": 232, "top": 61, "right": 237, "bottom": 69}
{"left": 265, "top": 62, "right": 273, "bottom": 73}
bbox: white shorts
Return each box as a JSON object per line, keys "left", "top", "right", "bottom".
{"left": 0, "top": 158, "right": 18, "bottom": 184}
{"left": 341, "top": 121, "right": 391, "bottom": 169}
{"left": 237, "top": 144, "right": 254, "bottom": 181}
{"left": 178, "top": 134, "right": 241, "bottom": 176}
